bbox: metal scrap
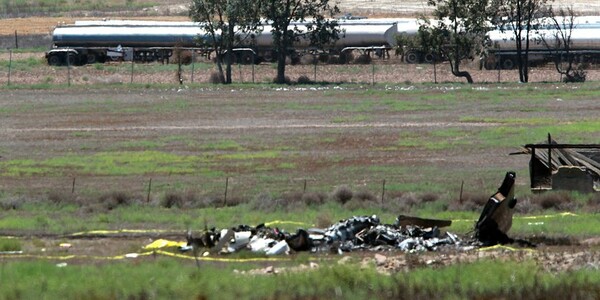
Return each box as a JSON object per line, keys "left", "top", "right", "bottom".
{"left": 185, "top": 214, "right": 461, "bottom": 255}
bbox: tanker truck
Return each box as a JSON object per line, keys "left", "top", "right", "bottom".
{"left": 45, "top": 19, "right": 400, "bottom": 66}
{"left": 482, "top": 16, "right": 600, "bottom": 70}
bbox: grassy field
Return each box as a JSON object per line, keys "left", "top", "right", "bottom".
{"left": 1, "top": 82, "right": 600, "bottom": 299}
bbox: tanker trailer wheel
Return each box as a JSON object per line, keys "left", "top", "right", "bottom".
{"left": 66, "top": 54, "right": 78, "bottom": 66}
{"left": 404, "top": 51, "right": 420, "bottom": 64}
{"left": 238, "top": 51, "right": 254, "bottom": 65}
{"left": 86, "top": 53, "right": 98, "bottom": 64}
{"left": 501, "top": 57, "right": 515, "bottom": 70}
{"left": 423, "top": 53, "right": 436, "bottom": 64}
{"left": 47, "top": 54, "right": 62, "bottom": 66}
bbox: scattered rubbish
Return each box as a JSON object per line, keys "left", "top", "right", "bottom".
{"left": 125, "top": 253, "right": 139, "bottom": 258}
{"left": 59, "top": 243, "right": 72, "bottom": 248}
{"left": 56, "top": 262, "right": 68, "bottom": 268}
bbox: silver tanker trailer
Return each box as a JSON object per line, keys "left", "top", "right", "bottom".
{"left": 45, "top": 18, "right": 401, "bottom": 66}
{"left": 483, "top": 16, "right": 600, "bottom": 69}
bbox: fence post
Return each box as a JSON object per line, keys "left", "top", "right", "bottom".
{"left": 381, "top": 179, "right": 386, "bottom": 204}
{"left": 14, "top": 31, "right": 18, "bottom": 49}
{"left": 371, "top": 61, "right": 375, "bottom": 86}
{"left": 71, "top": 177, "right": 76, "bottom": 194}
{"left": 433, "top": 61, "right": 437, "bottom": 84}
{"left": 7, "top": 49, "right": 12, "bottom": 86}
{"left": 191, "top": 51, "right": 195, "bottom": 83}
{"left": 252, "top": 51, "right": 255, "bottom": 83}
{"left": 147, "top": 178, "right": 152, "bottom": 203}
{"left": 313, "top": 54, "right": 317, "bottom": 82}
{"left": 67, "top": 53, "right": 71, "bottom": 87}
{"left": 223, "top": 177, "right": 229, "bottom": 207}
{"left": 130, "top": 58, "right": 134, "bottom": 84}
{"left": 459, "top": 180, "right": 464, "bottom": 204}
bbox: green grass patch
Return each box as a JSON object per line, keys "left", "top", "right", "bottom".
{"left": 1, "top": 257, "right": 599, "bottom": 299}
{"left": 0, "top": 238, "right": 21, "bottom": 252}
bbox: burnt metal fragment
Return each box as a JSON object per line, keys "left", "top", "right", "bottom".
{"left": 475, "top": 171, "right": 517, "bottom": 245}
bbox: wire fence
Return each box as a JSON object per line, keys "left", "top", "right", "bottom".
{"left": 0, "top": 49, "right": 598, "bottom": 86}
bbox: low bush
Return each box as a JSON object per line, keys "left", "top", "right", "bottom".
{"left": 98, "top": 191, "right": 134, "bottom": 210}
{"left": 0, "top": 196, "right": 24, "bottom": 210}
{"left": 161, "top": 192, "right": 184, "bottom": 208}
{"left": 208, "top": 72, "right": 224, "bottom": 84}
{"left": 331, "top": 185, "right": 353, "bottom": 205}
{"left": 353, "top": 190, "right": 378, "bottom": 203}
{"left": 301, "top": 192, "right": 327, "bottom": 206}
{"left": 532, "top": 191, "right": 575, "bottom": 210}
{"left": 296, "top": 75, "right": 314, "bottom": 84}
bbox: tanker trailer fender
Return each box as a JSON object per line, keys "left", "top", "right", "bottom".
{"left": 46, "top": 48, "right": 80, "bottom": 66}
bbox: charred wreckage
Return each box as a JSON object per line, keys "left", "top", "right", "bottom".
{"left": 183, "top": 171, "right": 530, "bottom": 256}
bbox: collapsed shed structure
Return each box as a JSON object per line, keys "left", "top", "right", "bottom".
{"left": 514, "top": 134, "right": 600, "bottom": 193}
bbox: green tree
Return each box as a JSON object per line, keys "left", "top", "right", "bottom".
{"left": 259, "top": 0, "right": 340, "bottom": 84}
{"left": 492, "top": 0, "right": 550, "bottom": 82}
{"left": 419, "top": 0, "right": 493, "bottom": 83}
{"left": 189, "top": 0, "right": 261, "bottom": 84}
{"left": 541, "top": 6, "right": 586, "bottom": 82}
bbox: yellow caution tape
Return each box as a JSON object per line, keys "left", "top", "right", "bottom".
{"left": 452, "top": 212, "right": 578, "bottom": 223}
{"left": 0, "top": 250, "right": 290, "bottom": 262}
{"left": 143, "top": 239, "right": 187, "bottom": 250}
{"left": 69, "top": 229, "right": 175, "bottom": 236}
{"left": 478, "top": 244, "right": 536, "bottom": 252}
{"left": 264, "top": 220, "right": 312, "bottom": 227}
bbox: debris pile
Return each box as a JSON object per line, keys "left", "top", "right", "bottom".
{"left": 185, "top": 214, "right": 463, "bottom": 256}
{"left": 182, "top": 171, "right": 531, "bottom": 256}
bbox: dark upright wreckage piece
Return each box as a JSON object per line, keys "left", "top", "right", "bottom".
{"left": 475, "top": 171, "right": 517, "bottom": 245}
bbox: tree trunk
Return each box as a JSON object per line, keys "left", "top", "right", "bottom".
{"left": 450, "top": 56, "right": 473, "bottom": 83}
{"left": 225, "top": 24, "right": 235, "bottom": 84}
{"left": 215, "top": 54, "right": 225, "bottom": 84}
{"left": 275, "top": 50, "right": 287, "bottom": 83}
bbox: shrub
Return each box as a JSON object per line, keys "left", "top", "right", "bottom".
{"left": 344, "top": 198, "right": 372, "bottom": 210}
{"left": 99, "top": 191, "right": 133, "bottom": 210}
{"left": 273, "top": 76, "right": 291, "bottom": 84}
{"left": 250, "top": 192, "right": 277, "bottom": 212}
{"left": 0, "top": 197, "right": 23, "bottom": 210}
{"left": 223, "top": 196, "right": 245, "bottom": 207}
{"left": 208, "top": 72, "right": 224, "bottom": 84}
{"left": 353, "top": 54, "right": 372, "bottom": 64}
{"left": 354, "top": 190, "right": 378, "bottom": 203}
{"left": 332, "top": 185, "right": 353, "bottom": 205}
{"left": 301, "top": 192, "right": 327, "bottom": 206}
{"left": 514, "top": 196, "right": 542, "bottom": 214}
{"left": 585, "top": 193, "right": 600, "bottom": 213}
{"left": 47, "top": 190, "right": 77, "bottom": 206}
{"left": 161, "top": 192, "right": 183, "bottom": 208}
{"left": 297, "top": 75, "right": 314, "bottom": 84}
{"left": 448, "top": 192, "right": 489, "bottom": 212}
{"left": 316, "top": 212, "right": 333, "bottom": 228}
{"left": 419, "top": 192, "right": 438, "bottom": 203}
{"left": 532, "top": 191, "right": 574, "bottom": 210}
